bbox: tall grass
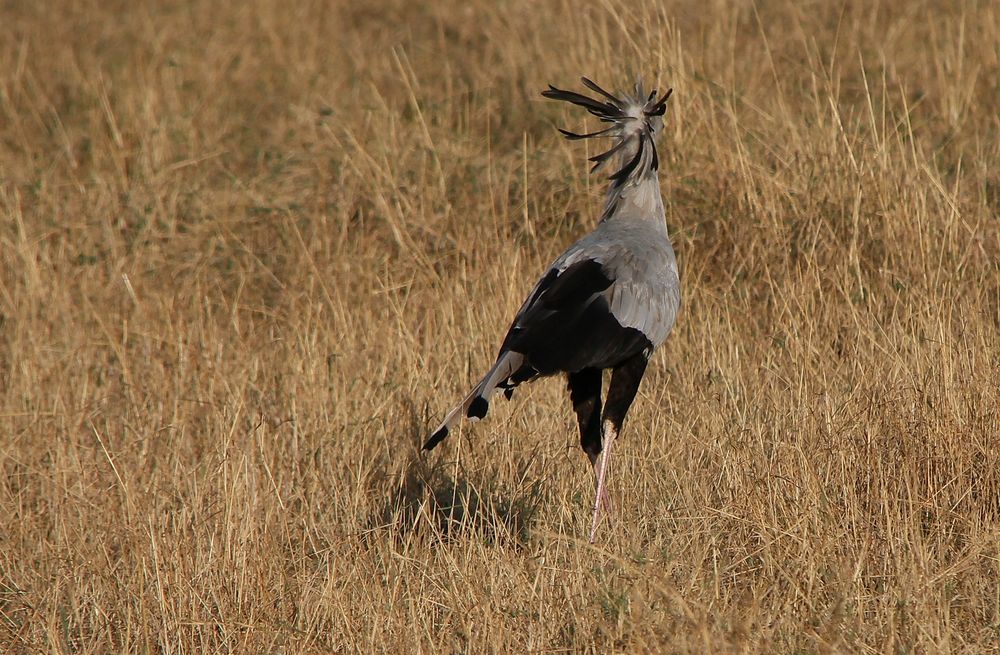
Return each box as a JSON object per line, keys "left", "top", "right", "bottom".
{"left": 1, "top": 0, "right": 998, "bottom": 651}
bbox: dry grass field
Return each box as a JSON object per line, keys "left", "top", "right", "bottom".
{"left": 2, "top": 0, "right": 999, "bottom": 652}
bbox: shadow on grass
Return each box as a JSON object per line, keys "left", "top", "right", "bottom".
{"left": 364, "top": 453, "right": 543, "bottom": 549}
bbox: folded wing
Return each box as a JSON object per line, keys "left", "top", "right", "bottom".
{"left": 499, "top": 258, "right": 655, "bottom": 375}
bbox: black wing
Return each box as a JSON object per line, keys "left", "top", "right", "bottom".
{"left": 499, "top": 259, "right": 651, "bottom": 375}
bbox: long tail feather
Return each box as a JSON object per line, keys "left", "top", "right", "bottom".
{"left": 423, "top": 351, "right": 525, "bottom": 451}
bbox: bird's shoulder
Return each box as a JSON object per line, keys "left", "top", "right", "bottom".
{"left": 554, "top": 220, "right": 676, "bottom": 281}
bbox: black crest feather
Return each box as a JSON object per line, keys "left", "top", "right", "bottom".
{"left": 543, "top": 77, "right": 672, "bottom": 186}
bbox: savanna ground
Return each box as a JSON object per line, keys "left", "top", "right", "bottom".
{"left": 1, "top": 0, "right": 999, "bottom": 652}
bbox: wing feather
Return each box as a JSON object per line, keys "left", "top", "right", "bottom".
{"left": 605, "top": 276, "right": 678, "bottom": 347}
{"left": 498, "top": 258, "right": 652, "bottom": 373}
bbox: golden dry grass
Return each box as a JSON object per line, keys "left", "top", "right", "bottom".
{"left": 2, "top": 0, "right": 1000, "bottom": 652}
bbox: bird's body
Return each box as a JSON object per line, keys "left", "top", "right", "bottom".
{"left": 424, "top": 78, "right": 679, "bottom": 542}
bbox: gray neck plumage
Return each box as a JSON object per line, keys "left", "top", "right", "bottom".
{"left": 599, "top": 132, "right": 663, "bottom": 223}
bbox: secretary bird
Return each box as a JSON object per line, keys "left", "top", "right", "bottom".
{"left": 424, "top": 77, "right": 680, "bottom": 543}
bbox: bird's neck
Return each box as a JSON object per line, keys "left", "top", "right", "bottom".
{"left": 601, "top": 169, "right": 665, "bottom": 226}
{"left": 600, "top": 133, "right": 665, "bottom": 225}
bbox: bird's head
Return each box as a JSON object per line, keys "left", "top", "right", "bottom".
{"left": 542, "top": 77, "right": 672, "bottom": 180}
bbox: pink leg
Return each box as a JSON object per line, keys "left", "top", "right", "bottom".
{"left": 589, "top": 422, "right": 618, "bottom": 543}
